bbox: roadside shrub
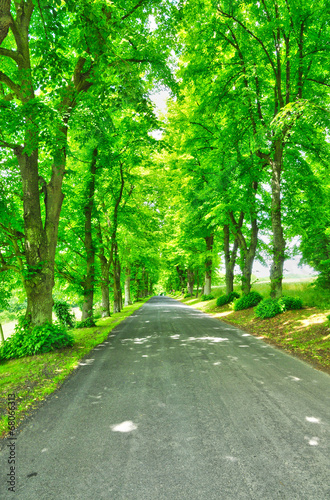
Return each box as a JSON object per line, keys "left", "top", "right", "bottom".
{"left": 76, "top": 317, "right": 95, "bottom": 328}
{"left": 216, "top": 292, "right": 240, "bottom": 307}
{"left": 53, "top": 300, "right": 75, "bottom": 328}
{"left": 234, "top": 291, "right": 263, "bottom": 311}
{"left": 327, "top": 314, "right": 330, "bottom": 322}
{"left": 0, "top": 317, "right": 74, "bottom": 360}
{"left": 278, "top": 295, "right": 303, "bottom": 311}
{"left": 201, "top": 294, "right": 215, "bottom": 301}
{"left": 255, "top": 298, "right": 282, "bottom": 319}
{"left": 184, "top": 293, "right": 193, "bottom": 298}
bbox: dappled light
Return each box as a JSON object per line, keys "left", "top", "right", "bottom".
{"left": 306, "top": 417, "right": 321, "bottom": 424}
{"left": 187, "top": 336, "right": 229, "bottom": 343}
{"left": 79, "top": 358, "right": 95, "bottom": 366}
{"left": 294, "top": 312, "right": 330, "bottom": 330}
{"left": 286, "top": 375, "right": 301, "bottom": 382}
{"left": 111, "top": 421, "right": 138, "bottom": 433}
{"left": 304, "top": 436, "right": 319, "bottom": 446}
{"left": 212, "top": 311, "right": 235, "bottom": 319}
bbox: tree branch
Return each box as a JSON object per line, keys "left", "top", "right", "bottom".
{"left": 121, "top": 0, "right": 145, "bottom": 21}
{"left": 0, "top": 70, "right": 22, "bottom": 98}
{"left": 217, "top": 8, "right": 276, "bottom": 76}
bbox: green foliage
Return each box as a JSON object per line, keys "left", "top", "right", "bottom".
{"left": 278, "top": 296, "right": 303, "bottom": 311}
{"left": 327, "top": 314, "right": 330, "bottom": 322}
{"left": 255, "top": 298, "right": 283, "bottom": 319}
{"left": 0, "top": 317, "right": 74, "bottom": 361}
{"left": 313, "top": 260, "right": 330, "bottom": 290}
{"left": 53, "top": 300, "right": 75, "bottom": 328}
{"left": 76, "top": 317, "right": 95, "bottom": 329}
{"left": 201, "top": 294, "right": 215, "bottom": 301}
{"left": 234, "top": 291, "right": 263, "bottom": 311}
{"left": 254, "top": 295, "right": 303, "bottom": 320}
{"left": 184, "top": 293, "right": 193, "bottom": 298}
{"left": 216, "top": 292, "right": 240, "bottom": 307}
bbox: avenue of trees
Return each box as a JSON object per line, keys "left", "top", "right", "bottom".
{"left": 0, "top": 0, "right": 330, "bottom": 332}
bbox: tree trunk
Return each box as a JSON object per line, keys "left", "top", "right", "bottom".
{"left": 187, "top": 269, "right": 195, "bottom": 295}
{"left": 270, "top": 141, "right": 286, "bottom": 298}
{"left": 81, "top": 149, "right": 97, "bottom": 321}
{"left": 113, "top": 245, "right": 122, "bottom": 313}
{"left": 144, "top": 272, "right": 149, "bottom": 297}
{"left": 176, "top": 265, "right": 186, "bottom": 293}
{"left": 240, "top": 252, "right": 255, "bottom": 296}
{"left": 223, "top": 225, "right": 239, "bottom": 295}
{"left": 124, "top": 266, "right": 132, "bottom": 306}
{"left": 96, "top": 220, "right": 111, "bottom": 317}
{"left": 17, "top": 142, "right": 65, "bottom": 326}
{"left": 204, "top": 234, "right": 214, "bottom": 295}
{"left": 101, "top": 280, "right": 110, "bottom": 317}
{"left": 229, "top": 205, "right": 258, "bottom": 296}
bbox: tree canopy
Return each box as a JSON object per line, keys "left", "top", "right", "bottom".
{"left": 1, "top": 0, "right": 330, "bottom": 327}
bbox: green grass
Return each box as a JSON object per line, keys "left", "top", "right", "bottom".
{"left": 0, "top": 298, "right": 151, "bottom": 438}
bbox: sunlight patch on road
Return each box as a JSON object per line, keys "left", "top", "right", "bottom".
{"left": 79, "top": 358, "right": 95, "bottom": 366}
{"left": 306, "top": 417, "right": 321, "bottom": 424}
{"left": 188, "top": 336, "right": 229, "bottom": 343}
{"left": 286, "top": 375, "right": 301, "bottom": 382}
{"left": 111, "top": 421, "right": 138, "bottom": 433}
{"left": 213, "top": 361, "right": 221, "bottom": 366}
{"left": 225, "top": 456, "right": 238, "bottom": 462}
{"left": 304, "top": 436, "right": 319, "bottom": 446}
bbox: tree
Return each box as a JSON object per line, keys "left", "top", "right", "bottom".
{"left": 0, "top": 0, "right": 173, "bottom": 325}
{"left": 175, "top": 0, "right": 330, "bottom": 297}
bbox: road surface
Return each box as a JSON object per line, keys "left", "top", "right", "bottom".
{"left": 0, "top": 296, "right": 329, "bottom": 499}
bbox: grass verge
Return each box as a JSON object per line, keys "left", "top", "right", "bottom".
{"left": 0, "top": 298, "right": 150, "bottom": 439}
{"left": 175, "top": 291, "right": 330, "bottom": 374}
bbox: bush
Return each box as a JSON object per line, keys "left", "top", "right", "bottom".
{"left": 184, "top": 293, "right": 193, "bottom": 298}
{"left": 53, "top": 300, "right": 75, "bottom": 328}
{"left": 0, "top": 317, "right": 74, "bottom": 361}
{"left": 234, "top": 291, "right": 263, "bottom": 311}
{"left": 255, "top": 298, "right": 282, "bottom": 319}
{"left": 201, "top": 294, "right": 215, "bottom": 301}
{"left": 278, "top": 295, "right": 303, "bottom": 311}
{"left": 76, "top": 317, "right": 95, "bottom": 328}
{"left": 216, "top": 291, "right": 240, "bottom": 307}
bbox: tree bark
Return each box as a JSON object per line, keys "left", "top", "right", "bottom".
{"left": 113, "top": 244, "right": 122, "bottom": 313}
{"left": 81, "top": 149, "right": 97, "bottom": 321}
{"left": 270, "top": 141, "right": 286, "bottom": 298}
{"left": 229, "top": 210, "right": 258, "bottom": 296}
{"left": 223, "top": 224, "right": 239, "bottom": 295}
{"left": 0, "top": 0, "right": 12, "bottom": 46}
{"left": 101, "top": 278, "right": 110, "bottom": 317}
{"left": 204, "top": 234, "right": 214, "bottom": 295}
{"left": 187, "top": 269, "right": 195, "bottom": 295}
{"left": 124, "top": 266, "right": 132, "bottom": 306}
{"left": 176, "top": 265, "right": 186, "bottom": 293}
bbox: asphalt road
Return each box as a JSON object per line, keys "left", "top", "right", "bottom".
{"left": 1, "top": 296, "right": 329, "bottom": 499}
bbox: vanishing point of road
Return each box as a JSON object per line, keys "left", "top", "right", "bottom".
{"left": 1, "top": 296, "right": 329, "bottom": 499}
